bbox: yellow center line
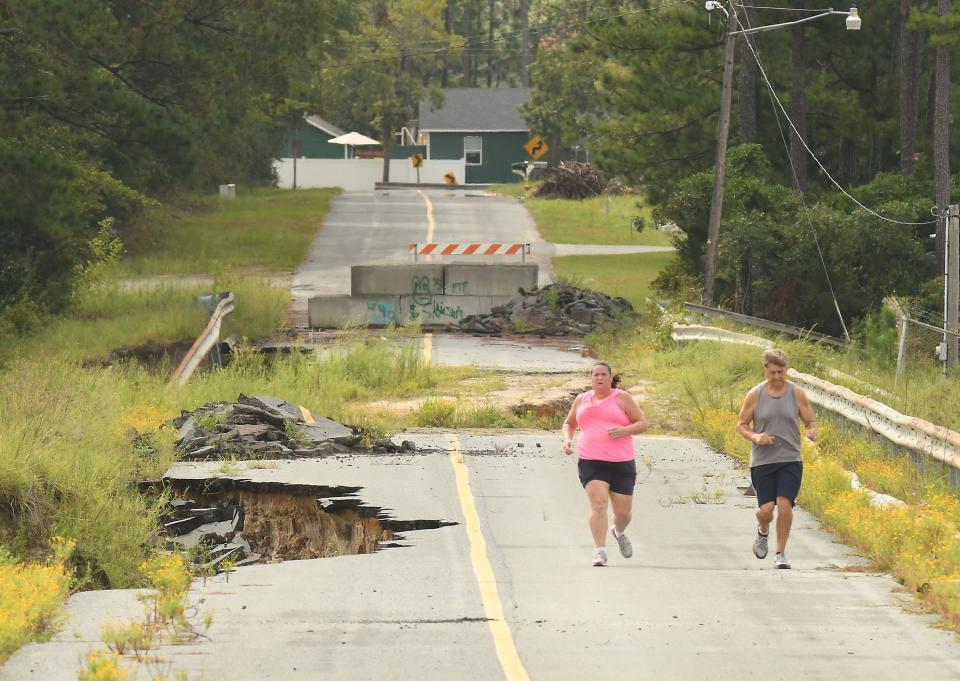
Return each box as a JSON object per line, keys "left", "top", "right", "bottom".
{"left": 446, "top": 434, "right": 530, "bottom": 681}
{"left": 417, "top": 188, "right": 436, "bottom": 245}
{"left": 423, "top": 332, "right": 433, "bottom": 365}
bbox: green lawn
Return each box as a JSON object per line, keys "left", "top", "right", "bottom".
{"left": 119, "top": 187, "right": 340, "bottom": 275}
{"left": 552, "top": 252, "right": 676, "bottom": 309}
{"left": 491, "top": 183, "right": 673, "bottom": 247}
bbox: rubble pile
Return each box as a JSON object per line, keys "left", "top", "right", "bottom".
{"left": 173, "top": 394, "right": 415, "bottom": 460}
{"left": 450, "top": 284, "right": 633, "bottom": 336}
{"left": 534, "top": 161, "right": 604, "bottom": 199}
{"left": 603, "top": 176, "right": 639, "bottom": 195}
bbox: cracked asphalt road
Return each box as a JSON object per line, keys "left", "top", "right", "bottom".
{"left": 6, "top": 432, "right": 960, "bottom": 681}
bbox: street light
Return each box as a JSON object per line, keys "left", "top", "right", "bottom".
{"left": 702, "top": 3, "right": 862, "bottom": 308}
{"left": 845, "top": 6, "right": 861, "bottom": 30}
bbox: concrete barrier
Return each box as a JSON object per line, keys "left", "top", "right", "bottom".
{"left": 310, "top": 263, "right": 539, "bottom": 328}
{"left": 444, "top": 264, "right": 537, "bottom": 297}
{"left": 351, "top": 265, "right": 445, "bottom": 297}
{"left": 308, "top": 294, "right": 514, "bottom": 328}
{"left": 308, "top": 296, "right": 402, "bottom": 328}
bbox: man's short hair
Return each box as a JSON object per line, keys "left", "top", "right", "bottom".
{"left": 762, "top": 349, "right": 788, "bottom": 368}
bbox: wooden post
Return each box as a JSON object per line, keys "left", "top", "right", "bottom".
{"left": 704, "top": 3, "right": 738, "bottom": 306}
{"left": 948, "top": 204, "right": 959, "bottom": 372}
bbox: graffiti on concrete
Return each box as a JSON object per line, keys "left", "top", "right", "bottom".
{"left": 366, "top": 298, "right": 397, "bottom": 325}
{"left": 408, "top": 300, "right": 465, "bottom": 323}
{"left": 411, "top": 276, "right": 434, "bottom": 305}
{"left": 449, "top": 280, "right": 469, "bottom": 294}
{"left": 406, "top": 276, "right": 465, "bottom": 323}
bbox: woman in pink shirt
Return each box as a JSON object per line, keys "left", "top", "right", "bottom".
{"left": 562, "top": 362, "right": 647, "bottom": 566}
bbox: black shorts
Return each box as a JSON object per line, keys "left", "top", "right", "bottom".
{"left": 577, "top": 458, "right": 637, "bottom": 496}
{"left": 751, "top": 461, "right": 803, "bottom": 507}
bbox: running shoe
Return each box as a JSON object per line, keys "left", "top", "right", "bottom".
{"left": 611, "top": 525, "right": 633, "bottom": 558}
{"left": 774, "top": 552, "right": 791, "bottom": 569}
{"left": 753, "top": 529, "right": 769, "bottom": 559}
{"left": 592, "top": 547, "right": 608, "bottom": 567}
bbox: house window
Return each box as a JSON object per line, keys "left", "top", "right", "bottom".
{"left": 464, "top": 136, "right": 482, "bottom": 165}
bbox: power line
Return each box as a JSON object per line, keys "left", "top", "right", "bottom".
{"left": 731, "top": 11, "right": 938, "bottom": 226}
{"left": 325, "top": 1, "right": 697, "bottom": 70}
{"left": 736, "top": 5, "right": 849, "bottom": 339}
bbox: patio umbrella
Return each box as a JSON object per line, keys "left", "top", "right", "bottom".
{"left": 328, "top": 132, "right": 381, "bottom": 158}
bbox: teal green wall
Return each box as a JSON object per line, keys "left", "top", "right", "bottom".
{"left": 428, "top": 132, "right": 529, "bottom": 183}
{"left": 280, "top": 125, "right": 345, "bottom": 159}
{"left": 390, "top": 145, "right": 428, "bottom": 159}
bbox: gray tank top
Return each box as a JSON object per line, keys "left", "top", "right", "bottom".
{"left": 750, "top": 381, "right": 802, "bottom": 467}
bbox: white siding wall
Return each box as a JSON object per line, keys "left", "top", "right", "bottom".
{"left": 273, "top": 157, "right": 467, "bottom": 191}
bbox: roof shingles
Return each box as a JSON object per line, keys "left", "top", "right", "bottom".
{"left": 419, "top": 88, "right": 531, "bottom": 132}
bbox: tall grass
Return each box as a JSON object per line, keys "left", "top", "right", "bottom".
{"left": 552, "top": 252, "right": 677, "bottom": 309}
{"left": 0, "top": 360, "right": 178, "bottom": 586}
{"left": 119, "top": 188, "right": 340, "bottom": 275}
{"left": 0, "top": 334, "right": 480, "bottom": 589}
{"left": 6, "top": 276, "right": 288, "bottom": 365}
{"left": 490, "top": 183, "right": 672, "bottom": 246}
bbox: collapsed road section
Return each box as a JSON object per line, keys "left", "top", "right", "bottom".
{"left": 143, "top": 476, "right": 456, "bottom": 571}
{"left": 147, "top": 395, "right": 454, "bottom": 572}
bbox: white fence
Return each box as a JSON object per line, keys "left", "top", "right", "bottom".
{"left": 671, "top": 323, "right": 960, "bottom": 470}
{"left": 273, "top": 157, "right": 468, "bottom": 191}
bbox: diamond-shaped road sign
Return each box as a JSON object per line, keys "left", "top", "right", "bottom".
{"left": 410, "top": 152, "right": 425, "bottom": 168}
{"left": 524, "top": 134, "right": 549, "bottom": 160}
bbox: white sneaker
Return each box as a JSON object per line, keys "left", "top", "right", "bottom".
{"left": 592, "top": 547, "right": 608, "bottom": 567}
{"left": 774, "top": 552, "right": 791, "bottom": 569}
{"left": 753, "top": 530, "right": 769, "bottom": 559}
{"left": 611, "top": 525, "right": 633, "bottom": 558}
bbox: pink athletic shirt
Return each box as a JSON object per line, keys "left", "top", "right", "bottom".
{"left": 575, "top": 388, "right": 635, "bottom": 462}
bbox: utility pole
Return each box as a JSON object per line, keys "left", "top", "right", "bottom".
{"left": 947, "top": 204, "right": 959, "bottom": 372}
{"left": 704, "top": 3, "right": 738, "bottom": 306}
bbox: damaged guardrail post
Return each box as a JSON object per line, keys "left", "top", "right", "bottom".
{"left": 173, "top": 292, "right": 235, "bottom": 384}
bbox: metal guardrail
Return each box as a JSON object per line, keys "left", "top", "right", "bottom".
{"left": 172, "top": 292, "right": 235, "bottom": 385}
{"left": 672, "top": 323, "right": 960, "bottom": 470}
{"left": 671, "top": 323, "right": 773, "bottom": 349}
{"left": 684, "top": 302, "right": 844, "bottom": 347}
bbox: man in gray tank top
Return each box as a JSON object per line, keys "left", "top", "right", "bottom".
{"left": 736, "top": 349, "right": 817, "bottom": 569}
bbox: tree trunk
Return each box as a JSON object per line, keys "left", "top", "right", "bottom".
{"left": 463, "top": 0, "right": 474, "bottom": 86}
{"left": 839, "top": 135, "right": 858, "bottom": 187}
{"left": 486, "top": 0, "right": 495, "bottom": 87}
{"left": 898, "top": 0, "right": 923, "bottom": 174}
{"left": 789, "top": 6, "right": 808, "bottom": 193}
{"left": 737, "top": 5, "right": 759, "bottom": 144}
{"left": 704, "top": 7, "right": 739, "bottom": 306}
{"left": 442, "top": 2, "right": 451, "bottom": 87}
{"left": 381, "top": 116, "right": 392, "bottom": 183}
{"left": 735, "top": 251, "right": 753, "bottom": 315}
{"left": 933, "top": 0, "right": 952, "bottom": 270}
{"left": 520, "top": 0, "right": 531, "bottom": 87}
